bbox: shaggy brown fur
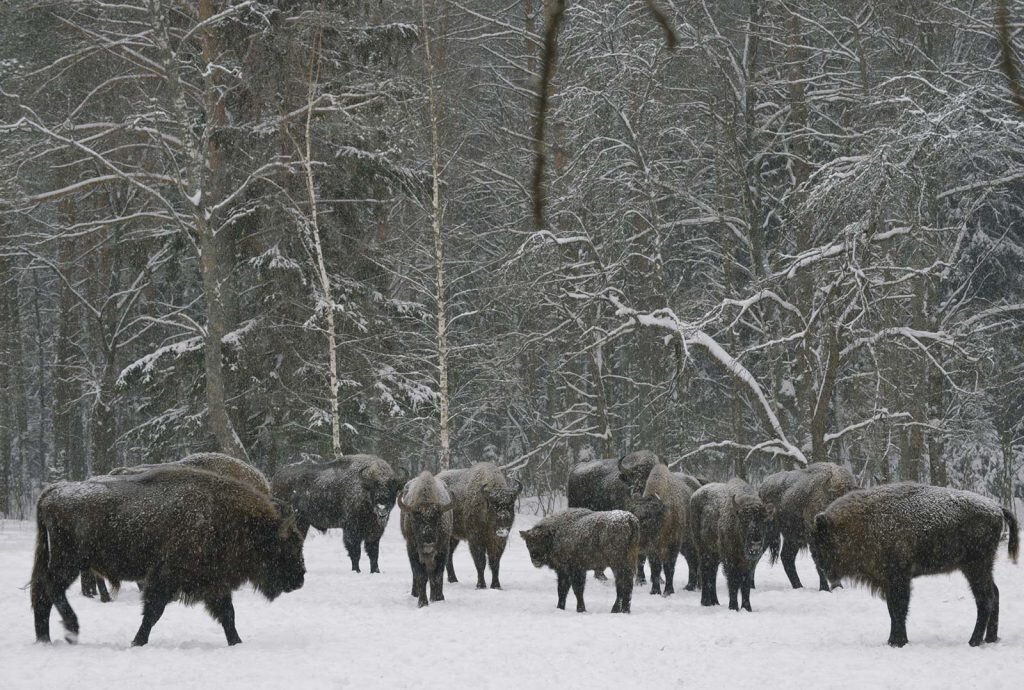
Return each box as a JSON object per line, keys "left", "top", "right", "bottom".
{"left": 810, "top": 482, "right": 1019, "bottom": 647}
{"left": 641, "top": 464, "right": 696, "bottom": 595}
{"left": 110, "top": 452, "right": 271, "bottom": 494}
{"left": 759, "top": 462, "right": 857, "bottom": 591}
{"left": 32, "top": 468, "right": 305, "bottom": 647}
{"left": 520, "top": 508, "right": 640, "bottom": 614}
{"left": 272, "top": 454, "right": 407, "bottom": 573}
{"left": 399, "top": 471, "right": 454, "bottom": 608}
{"left": 691, "top": 479, "right": 771, "bottom": 612}
{"left": 438, "top": 462, "right": 522, "bottom": 589}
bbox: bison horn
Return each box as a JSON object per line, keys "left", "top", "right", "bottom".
{"left": 618, "top": 455, "right": 627, "bottom": 473}
{"left": 397, "top": 492, "right": 410, "bottom": 512}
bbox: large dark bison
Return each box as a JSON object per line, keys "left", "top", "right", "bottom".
{"left": 567, "top": 450, "right": 660, "bottom": 582}
{"left": 399, "top": 471, "right": 455, "bottom": 607}
{"left": 691, "top": 479, "right": 771, "bottom": 612}
{"left": 438, "top": 462, "right": 522, "bottom": 589}
{"left": 640, "top": 464, "right": 697, "bottom": 595}
{"left": 759, "top": 462, "right": 857, "bottom": 591}
{"left": 271, "top": 454, "right": 407, "bottom": 573}
{"left": 32, "top": 467, "right": 305, "bottom": 646}
{"left": 809, "top": 483, "right": 1019, "bottom": 647}
{"left": 520, "top": 508, "right": 640, "bottom": 613}
{"left": 82, "top": 452, "right": 272, "bottom": 603}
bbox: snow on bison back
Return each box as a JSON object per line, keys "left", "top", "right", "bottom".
{"left": 809, "top": 482, "right": 1019, "bottom": 647}
{"left": 31, "top": 467, "right": 306, "bottom": 647}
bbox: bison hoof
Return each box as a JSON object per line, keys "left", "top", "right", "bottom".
{"left": 100, "top": 594, "right": 111, "bottom": 603}
{"left": 985, "top": 634, "right": 999, "bottom": 644}
{"left": 576, "top": 606, "right": 586, "bottom": 613}
{"left": 370, "top": 567, "right": 381, "bottom": 574}
{"left": 888, "top": 638, "right": 908, "bottom": 648}
{"left": 448, "top": 576, "right": 458, "bottom": 583}
{"left": 557, "top": 602, "right": 566, "bottom": 610}
{"left": 968, "top": 637, "right": 983, "bottom": 648}
{"left": 131, "top": 637, "right": 148, "bottom": 647}
{"left": 490, "top": 583, "right": 502, "bottom": 590}
{"left": 227, "top": 636, "right": 242, "bottom": 646}
{"left": 684, "top": 584, "right": 696, "bottom": 592}
{"left": 476, "top": 582, "right": 487, "bottom": 590}
{"left": 352, "top": 566, "right": 361, "bottom": 573}
{"left": 729, "top": 603, "right": 739, "bottom": 612}
{"left": 418, "top": 599, "right": 429, "bottom": 608}
{"left": 636, "top": 577, "right": 646, "bottom": 585}
{"left": 64, "top": 631, "right": 79, "bottom": 645}
{"left": 82, "top": 591, "right": 95, "bottom": 599}
{"left": 742, "top": 603, "right": 752, "bottom": 612}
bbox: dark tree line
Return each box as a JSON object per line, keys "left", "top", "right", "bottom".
{"left": 2, "top": 0, "right": 1023, "bottom": 517}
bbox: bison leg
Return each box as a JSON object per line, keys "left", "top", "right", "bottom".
{"left": 366, "top": 539, "right": 382, "bottom": 574}
{"left": 964, "top": 564, "right": 996, "bottom": 646}
{"left": 681, "top": 544, "right": 699, "bottom": 591}
{"left": 446, "top": 538, "right": 459, "bottom": 583}
{"left": 636, "top": 555, "right": 646, "bottom": 586}
{"left": 487, "top": 539, "right": 506, "bottom": 589}
{"left": 885, "top": 574, "right": 911, "bottom": 648}
{"left": 45, "top": 566, "right": 80, "bottom": 643}
{"left": 594, "top": 569, "right": 608, "bottom": 581}
{"left": 343, "top": 531, "right": 362, "bottom": 573}
{"left": 662, "top": 553, "right": 678, "bottom": 597}
{"left": 570, "top": 570, "right": 587, "bottom": 612}
{"left": 469, "top": 542, "right": 487, "bottom": 589}
{"left": 80, "top": 570, "right": 96, "bottom": 598}
{"left": 740, "top": 570, "right": 753, "bottom": 612}
{"left": 132, "top": 584, "right": 172, "bottom": 647}
{"left": 408, "top": 552, "right": 429, "bottom": 607}
{"left": 700, "top": 559, "right": 719, "bottom": 607}
{"left": 31, "top": 578, "right": 55, "bottom": 643}
{"left": 96, "top": 575, "right": 111, "bottom": 603}
{"left": 556, "top": 570, "right": 571, "bottom": 610}
{"left": 205, "top": 593, "right": 242, "bottom": 646}
{"left": 612, "top": 567, "right": 633, "bottom": 613}
{"left": 985, "top": 582, "right": 1000, "bottom": 643}
{"left": 781, "top": 539, "right": 803, "bottom": 589}
{"left": 428, "top": 563, "right": 446, "bottom": 604}
{"left": 648, "top": 559, "right": 663, "bottom": 595}
{"left": 725, "top": 566, "right": 741, "bottom": 611}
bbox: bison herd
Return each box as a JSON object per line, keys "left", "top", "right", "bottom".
{"left": 28, "top": 450, "right": 1018, "bottom": 649}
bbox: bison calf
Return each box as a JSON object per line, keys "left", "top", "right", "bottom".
{"left": 691, "top": 479, "right": 770, "bottom": 612}
{"left": 810, "top": 482, "right": 1019, "bottom": 647}
{"left": 32, "top": 467, "right": 306, "bottom": 647}
{"left": 520, "top": 508, "right": 640, "bottom": 614}
{"left": 399, "top": 471, "right": 455, "bottom": 607}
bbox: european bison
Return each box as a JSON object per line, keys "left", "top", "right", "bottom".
{"left": 691, "top": 479, "right": 771, "bottom": 611}
{"left": 32, "top": 467, "right": 305, "bottom": 646}
{"left": 641, "top": 464, "right": 697, "bottom": 596}
{"left": 520, "top": 508, "right": 640, "bottom": 614}
{"left": 272, "top": 454, "right": 407, "bottom": 573}
{"left": 809, "top": 483, "right": 1019, "bottom": 647}
{"left": 759, "top": 462, "right": 857, "bottom": 591}
{"left": 438, "top": 462, "right": 522, "bottom": 589}
{"left": 567, "top": 450, "right": 659, "bottom": 582}
{"left": 399, "top": 471, "right": 455, "bottom": 607}
{"left": 80, "top": 453, "right": 273, "bottom": 602}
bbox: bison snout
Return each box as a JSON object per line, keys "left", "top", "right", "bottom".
{"left": 374, "top": 503, "right": 390, "bottom": 518}
{"left": 420, "top": 542, "right": 436, "bottom": 554}
{"left": 495, "top": 528, "right": 510, "bottom": 539}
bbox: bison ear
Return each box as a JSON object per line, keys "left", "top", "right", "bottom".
{"left": 395, "top": 466, "right": 410, "bottom": 484}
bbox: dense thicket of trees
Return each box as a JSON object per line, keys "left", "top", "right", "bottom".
{"left": 2, "top": 0, "right": 1023, "bottom": 516}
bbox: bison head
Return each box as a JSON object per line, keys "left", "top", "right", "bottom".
{"left": 398, "top": 492, "right": 453, "bottom": 558}
{"left": 485, "top": 479, "right": 522, "bottom": 539}
{"left": 519, "top": 524, "right": 553, "bottom": 569}
{"left": 809, "top": 513, "right": 843, "bottom": 586}
{"left": 361, "top": 465, "right": 409, "bottom": 520}
{"left": 255, "top": 502, "right": 307, "bottom": 601}
{"left": 731, "top": 494, "right": 771, "bottom": 563}
{"left": 618, "top": 453, "right": 659, "bottom": 498}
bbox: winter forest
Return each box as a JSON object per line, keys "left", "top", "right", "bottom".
{"left": 2, "top": 0, "right": 1024, "bottom": 519}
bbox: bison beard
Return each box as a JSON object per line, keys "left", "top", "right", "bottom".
{"left": 520, "top": 508, "right": 640, "bottom": 614}
{"left": 438, "top": 462, "right": 522, "bottom": 589}
{"left": 810, "top": 482, "right": 1019, "bottom": 647}
{"left": 31, "top": 467, "right": 305, "bottom": 647}
{"left": 399, "top": 471, "right": 455, "bottom": 608}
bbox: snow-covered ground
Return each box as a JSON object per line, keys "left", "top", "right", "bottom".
{"left": 2, "top": 508, "right": 1022, "bottom": 689}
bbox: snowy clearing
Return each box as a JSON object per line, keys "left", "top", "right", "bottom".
{"left": 2, "top": 511, "right": 1022, "bottom": 689}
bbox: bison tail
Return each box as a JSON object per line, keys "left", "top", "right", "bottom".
{"left": 32, "top": 513, "right": 51, "bottom": 585}
{"left": 1003, "top": 507, "right": 1019, "bottom": 564}
{"left": 767, "top": 531, "right": 781, "bottom": 566}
